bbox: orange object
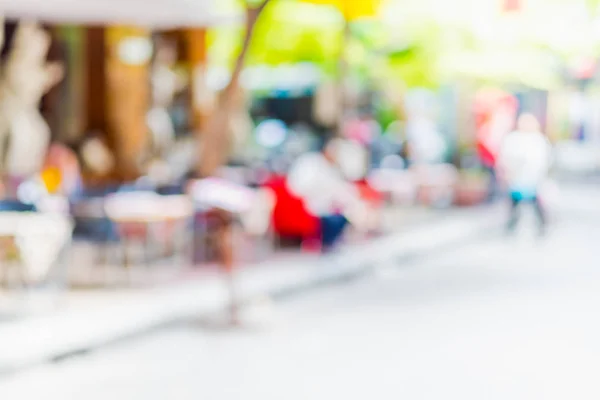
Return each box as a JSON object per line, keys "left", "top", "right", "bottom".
{"left": 41, "top": 167, "right": 62, "bottom": 194}
{"left": 42, "top": 144, "right": 81, "bottom": 194}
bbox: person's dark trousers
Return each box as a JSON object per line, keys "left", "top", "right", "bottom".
{"left": 507, "top": 193, "right": 546, "bottom": 233}
{"left": 320, "top": 214, "right": 349, "bottom": 252}
{"left": 486, "top": 166, "right": 498, "bottom": 202}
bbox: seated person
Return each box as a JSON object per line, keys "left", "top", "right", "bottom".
{"left": 286, "top": 138, "right": 373, "bottom": 251}
{"left": 263, "top": 175, "right": 320, "bottom": 243}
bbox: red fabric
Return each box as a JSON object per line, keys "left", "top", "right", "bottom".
{"left": 264, "top": 177, "right": 382, "bottom": 238}
{"left": 355, "top": 180, "right": 384, "bottom": 206}
{"left": 264, "top": 176, "right": 319, "bottom": 238}
{"left": 474, "top": 90, "right": 518, "bottom": 168}
{"left": 478, "top": 148, "right": 496, "bottom": 168}
{"left": 477, "top": 141, "right": 496, "bottom": 168}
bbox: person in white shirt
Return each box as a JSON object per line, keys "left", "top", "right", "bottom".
{"left": 286, "top": 138, "right": 370, "bottom": 251}
{"left": 497, "top": 113, "right": 552, "bottom": 234}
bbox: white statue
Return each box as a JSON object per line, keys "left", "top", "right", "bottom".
{"left": 147, "top": 41, "right": 186, "bottom": 157}
{"left": 0, "top": 21, "right": 64, "bottom": 177}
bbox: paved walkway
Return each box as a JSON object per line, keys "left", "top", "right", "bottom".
{"left": 2, "top": 216, "right": 595, "bottom": 400}
{"left": 0, "top": 206, "right": 502, "bottom": 374}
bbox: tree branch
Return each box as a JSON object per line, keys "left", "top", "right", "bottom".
{"left": 255, "top": 0, "right": 272, "bottom": 14}
{"left": 0, "top": 16, "right": 4, "bottom": 55}
{"left": 198, "top": 0, "right": 271, "bottom": 177}
{"left": 224, "top": 0, "right": 271, "bottom": 98}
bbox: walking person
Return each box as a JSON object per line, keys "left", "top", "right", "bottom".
{"left": 497, "top": 113, "right": 553, "bottom": 234}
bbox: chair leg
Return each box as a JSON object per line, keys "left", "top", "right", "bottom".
{"left": 144, "top": 225, "right": 153, "bottom": 269}
{"left": 0, "top": 261, "right": 7, "bottom": 290}
{"left": 177, "top": 221, "right": 192, "bottom": 271}
{"left": 102, "top": 242, "right": 112, "bottom": 287}
{"left": 144, "top": 224, "right": 156, "bottom": 286}
{"left": 121, "top": 239, "right": 133, "bottom": 285}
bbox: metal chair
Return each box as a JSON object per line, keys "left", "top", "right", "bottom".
{"left": 104, "top": 192, "right": 194, "bottom": 283}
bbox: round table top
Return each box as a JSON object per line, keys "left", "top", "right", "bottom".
{"left": 104, "top": 193, "right": 194, "bottom": 223}
{"left": 188, "top": 178, "right": 257, "bottom": 214}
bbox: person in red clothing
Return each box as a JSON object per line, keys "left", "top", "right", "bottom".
{"left": 474, "top": 90, "right": 518, "bottom": 201}
{"left": 264, "top": 175, "right": 320, "bottom": 242}
{"left": 284, "top": 138, "right": 375, "bottom": 251}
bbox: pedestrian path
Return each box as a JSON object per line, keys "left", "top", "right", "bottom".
{"left": 0, "top": 206, "right": 502, "bottom": 375}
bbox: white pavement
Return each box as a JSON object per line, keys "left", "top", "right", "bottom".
{"left": 0, "top": 209, "right": 598, "bottom": 400}
{"left": 0, "top": 206, "right": 502, "bottom": 374}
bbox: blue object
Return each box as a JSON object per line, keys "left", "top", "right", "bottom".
{"left": 156, "top": 182, "right": 185, "bottom": 195}
{"left": 320, "top": 214, "right": 349, "bottom": 250}
{"left": 510, "top": 188, "right": 537, "bottom": 202}
{"left": 0, "top": 200, "right": 36, "bottom": 212}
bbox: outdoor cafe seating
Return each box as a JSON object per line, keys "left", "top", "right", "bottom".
{"left": 103, "top": 191, "right": 194, "bottom": 272}
{"left": 0, "top": 200, "right": 73, "bottom": 294}
{"left": 187, "top": 177, "right": 276, "bottom": 264}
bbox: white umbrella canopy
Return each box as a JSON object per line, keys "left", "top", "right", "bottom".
{"left": 2, "top": 0, "right": 237, "bottom": 28}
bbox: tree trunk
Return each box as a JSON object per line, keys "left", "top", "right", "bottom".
{"left": 197, "top": 0, "right": 271, "bottom": 177}
{"left": 0, "top": 17, "right": 4, "bottom": 51}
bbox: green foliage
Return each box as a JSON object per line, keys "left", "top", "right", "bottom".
{"left": 374, "top": 100, "right": 398, "bottom": 131}
{"left": 208, "top": 0, "right": 600, "bottom": 90}
{"left": 208, "top": 0, "right": 344, "bottom": 69}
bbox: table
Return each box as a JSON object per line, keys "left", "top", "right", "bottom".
{"left": 0, "top": 212, "right": 73, "bottom": 288}
{"left": 104, "top": 193, "right": 194, "bottom": 274}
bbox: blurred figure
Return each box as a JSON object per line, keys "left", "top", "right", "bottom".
{"left": 147, "top": 38, "right": 184, "bottom": 157}
{"left": 370, "top": 134, "right": 402, "bottom": 169}
{"left": 404, "top": 89, "right": 447, "bottom": 166}
{"left": 474, "top": 90, "right": 518, "bottom": 202}
{"left": 287, "top": 138, "right": 370, "bottom": 251}
{"left": 497, "top": 114, "right": 552, "bottom": 234}
{"left": 343, "top": 111, "right": 379, "bottom": 147}
{"left": 41, "top": 143, "right": 81, "bottom": 196}
{"left": 404, "top": 116, "right": 446, "bottom": 165}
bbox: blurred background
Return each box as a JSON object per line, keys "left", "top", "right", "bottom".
{"left": 0, "top": 0, "right": 600, "bottom": 398}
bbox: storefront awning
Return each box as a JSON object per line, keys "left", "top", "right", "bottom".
{"left": 2, "top": 0, "right": 239, "bottom": 28}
